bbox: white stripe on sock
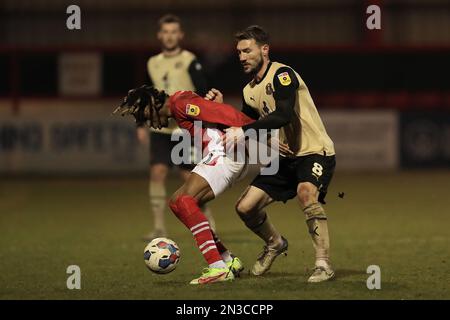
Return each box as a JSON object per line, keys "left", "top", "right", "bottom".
{"left": 201, "top": 245, "right": 217, "bottom": 255}
{"left": 190, "top": 221, "right": 209, "bottom": 232}
{"left": 199, "top": 240, "right": 215, "bottom": 250}
{"left": 192, "top": 226, "right": 210, "bottom": 236}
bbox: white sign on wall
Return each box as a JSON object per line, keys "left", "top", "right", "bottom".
{"left": 0, "top": 100, "right": 148, "bottom": 174}
{"left": 321, "top": 110, "right": 399, "bottom": 170}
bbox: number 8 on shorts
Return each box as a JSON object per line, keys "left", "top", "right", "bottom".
{"left": 312, "top": 162, "right": 323, "bottom": 177}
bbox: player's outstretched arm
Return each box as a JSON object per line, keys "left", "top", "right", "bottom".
{"left": 242, "top": 96, "right": 295, "bottom": 130}
{"left": 242, "top": 67, "right": 299, "bottom": 131}
{"left": 241, "top": 97, "right": 260, "bottom": 120}
{"left": 187, "top": 95, "right": 253, "bottom": 128}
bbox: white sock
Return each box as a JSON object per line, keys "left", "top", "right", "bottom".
{"left": 221, "top": 251, "right": 232, "bottom": 263}
{"left": 149, "top": 181, "right": 166, "bottom": 231}
{"left": 209, "top": 260, "right": 227, "bottom": 269}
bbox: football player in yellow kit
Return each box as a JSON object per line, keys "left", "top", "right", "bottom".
{"left": 138, "top": 14, "right": 214, "bottom": 240}
{"left": 206, "top": 25, "right": 336, "bottom": 283}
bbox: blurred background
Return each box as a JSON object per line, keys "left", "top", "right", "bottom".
{"left": 1, "top": 0, "right": 449, "bottom": 174}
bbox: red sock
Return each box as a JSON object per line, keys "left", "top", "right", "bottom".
{"left": 169, "top": 195, "right": 223, "bottom": 265}
{"left": 210, "top": 229, "right": 228, "bottom": 254}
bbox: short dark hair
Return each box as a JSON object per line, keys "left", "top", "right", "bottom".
{"left": 235, "top": 25, "right": 270, "bottom": 45}
{"left": 158, "top": 14, "right": 182, "bottom": 30}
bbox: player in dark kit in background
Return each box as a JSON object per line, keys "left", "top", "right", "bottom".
{"left": 137, "top": 14, "right": 214, "bottom": 240}
{"left": 206, "top": 25, "right": 336, "bottom": 283}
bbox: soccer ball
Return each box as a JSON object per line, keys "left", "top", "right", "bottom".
{"left": 144, "top": 237, "right": 180, "bottom": 274}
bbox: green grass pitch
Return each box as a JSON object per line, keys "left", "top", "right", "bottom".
{"left": 1, "top": 171, "right": 449, "bottom": 299}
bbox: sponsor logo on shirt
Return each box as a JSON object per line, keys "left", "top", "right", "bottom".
{"left": 277, "top": 72, "right": 291, "bottom": 86}
{"left": 186, "top": 104, "right": 200, "bottom": 116}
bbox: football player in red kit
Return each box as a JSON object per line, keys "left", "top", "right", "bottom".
{"left": 114, "top": 85, "right": 255, "bottom": 284}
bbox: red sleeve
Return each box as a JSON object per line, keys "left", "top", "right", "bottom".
{"left": 181, "top": 95, "right": 255, "bottom": 127}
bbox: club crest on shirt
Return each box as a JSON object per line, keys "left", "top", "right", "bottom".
{"left": 277, "top": 72, "right": 291, "bottom": 86}
{"left": 186, "top": 104, "right": 200, "bottom": 116}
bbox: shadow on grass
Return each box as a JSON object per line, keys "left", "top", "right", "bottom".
{"left": 236, "top": 271, "right": 300, "bottom": 281}
{"left": 151, "top": 279, "right": 191, "bottom": 286}
{"left": 241, "top": 269, "right": 366, "bottom": 280}
{"left": 251, "top": 271, "right": 299, "bottom": 277}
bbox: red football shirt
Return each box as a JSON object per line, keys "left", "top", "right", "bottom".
{"left": 167, "top": 90, "right": 255, "bottom": 163}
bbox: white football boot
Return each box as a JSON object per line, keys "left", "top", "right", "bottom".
{"left": 307, "top": 265, "right": 335, "bottom": 283}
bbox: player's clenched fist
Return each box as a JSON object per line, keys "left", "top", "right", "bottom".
{"left": 204, "top": 88, "right": 223, "bottom": 103}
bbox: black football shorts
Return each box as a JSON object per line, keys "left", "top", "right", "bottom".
{"left": 150, "top": 131, "right": 195, "bottom": 171}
